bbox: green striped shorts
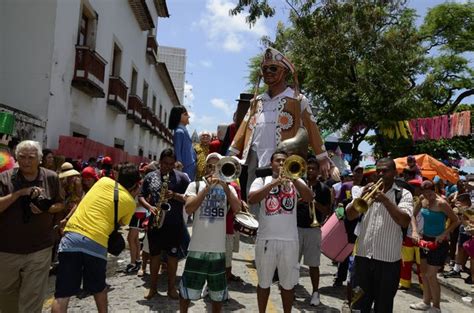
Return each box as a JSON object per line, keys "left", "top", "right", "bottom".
{"left": 179, "top": 251, "right": 228, "bottom": 302}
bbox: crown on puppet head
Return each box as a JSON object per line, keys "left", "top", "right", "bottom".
{"left": 261, "top": 47, "right": 295, "bottom": 74}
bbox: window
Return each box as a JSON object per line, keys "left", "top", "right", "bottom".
{"left": 164, "top": 111, "right": 167, "bottom": 125}
{"left": 77, "top": 3, "right": 98, "bottom": 48}
{"left": 159, "top": 103, "right": 163, "bottom": 120}
{"left": 72, "top": 132, "right": 87, "bottom": 138}
{"left": 130, "top": 68, "right": 138, "bottom": 95}
{"left": 114, "top": 138, "right": 124, "bottom": 150}
{"left": 152, "top": 95, "right": 157, "bottom": 114}
{"left": 78, "top": 14, "right": 88, "bottom": 46}
{"left": 143, "top": 81, "right": 149, "bottom": 106}
{"left": 138, "top": 147, "right": 144, "bottom": 157}
{"left": 148, "top": 154, "right": 152, "bottom": 160}
{"left": 111, "top": 44, "right": 122, "bottom": 76}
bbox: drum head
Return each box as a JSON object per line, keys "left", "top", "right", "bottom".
{"left": 235, "top": 213, "right": 259, "bottom": 229}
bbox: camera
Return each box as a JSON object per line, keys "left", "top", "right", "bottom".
{"left": 30, "top": 189, "right": 53, "bottom": 212}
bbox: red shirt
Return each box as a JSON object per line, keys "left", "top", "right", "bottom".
{"left": 226, "top": 181, "right": 241, "bottom": 234}
{"left": 209, "top": 140, "right": 222, "bottom": 154}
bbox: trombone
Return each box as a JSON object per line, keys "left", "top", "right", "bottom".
{"left": 205, "top": 157, "right": 242, "bottom": 187}
{"left": 352, "top": 178, "right": 384, "bottom": 214}
{"left": 309, "top": 200, "right": 320, "bottom": 227}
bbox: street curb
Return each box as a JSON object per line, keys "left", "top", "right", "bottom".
{"left": 438, "top": 277, "right": 470, "bottom": 297}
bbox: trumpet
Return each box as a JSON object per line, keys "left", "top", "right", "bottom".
{"left": 309, "top": 200, "right": 320, "bottom": 227}
{"left": 278, "top": 154, "right": 306, "bottom": 181}
{"left": 352, "top": 178, "right": 384, "bottom": 214}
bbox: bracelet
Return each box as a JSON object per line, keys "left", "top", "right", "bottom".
{"left": 315, "top": 152, "right": 329, "bottom": 161}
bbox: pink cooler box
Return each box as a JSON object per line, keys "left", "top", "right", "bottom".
{"left": 321, "top": 213, "right": 354, "bottom": 262}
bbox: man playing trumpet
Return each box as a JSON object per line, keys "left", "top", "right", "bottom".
{"left": 346, "top": 158, "right": 413, "bottom": 313}
{"left": 248, "top": 150, "right": 313, "bottom": 313}
{"left": 179, "top": 153, "right": 241, "bottom": 313}
{"left": 297, "top": 157, "right": 332, "bottom": 306}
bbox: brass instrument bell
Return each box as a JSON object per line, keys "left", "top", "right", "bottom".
{"left": 309, "top": 200, "right": 320, "bottom": 227}
{"left": 282, "top": 155, "right": 307, "bottom": 180}
{"left": 352, "top": 178, "right": 384, "bottom": 214}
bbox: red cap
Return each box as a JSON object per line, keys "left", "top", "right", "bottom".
{"left": 408, "top": 178, "right": 422, "bottom": 186}
{"left": 103, "top": 156, "right": 112, "bottom": 165}
{"left": 82, "top": 166, "right": 98, "bottom": 181}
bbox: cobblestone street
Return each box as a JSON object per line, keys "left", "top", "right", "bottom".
{"left": 41, "top": 227, "right": 473, "bottom": 313}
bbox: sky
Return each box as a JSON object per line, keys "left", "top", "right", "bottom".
{"left": 156, "top": 0, "right": 472, "bottom": 171}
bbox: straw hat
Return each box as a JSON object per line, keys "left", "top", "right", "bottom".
{"left": 59, "top": 162, "right": 80, "bottom": 179}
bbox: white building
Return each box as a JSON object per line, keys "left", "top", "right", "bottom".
{"left": 0, "top": 0, "right": 180, "bottom": 162}
{"left": 158, "top": 46, "right": 186, "bottom": 104}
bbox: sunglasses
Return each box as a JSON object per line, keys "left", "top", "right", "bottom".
{"left": 262, "top": 65, "right": 281, "bottom": 74}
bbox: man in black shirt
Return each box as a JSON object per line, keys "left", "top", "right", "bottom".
{"left": 297, "top": 158, "right": 332, "bottom": 306}
{"left": 139, "top": 149, "right": 190, "bottom": 300}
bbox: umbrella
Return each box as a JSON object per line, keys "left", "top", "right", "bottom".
{"left": 394, "top": 154, "right": 459, "bottom": 184}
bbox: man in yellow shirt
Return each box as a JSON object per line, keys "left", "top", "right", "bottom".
{"left": 51, "top": 163, "right": 141, "bottom": 313}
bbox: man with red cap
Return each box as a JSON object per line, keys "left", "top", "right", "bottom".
{"left": 99, "top": 156, "right": 115, "bottom": 180}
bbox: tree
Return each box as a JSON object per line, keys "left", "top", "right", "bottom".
{"left": 417, "top": 2, "right": 474, "bottom": 114}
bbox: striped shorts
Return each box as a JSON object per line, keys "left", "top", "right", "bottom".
{"left": 179, "top": 251, "right": 228, "bottom": 302}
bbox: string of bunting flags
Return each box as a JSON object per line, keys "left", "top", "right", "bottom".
{"left": 379, "top": 110, "right": 471, "bottom": 141}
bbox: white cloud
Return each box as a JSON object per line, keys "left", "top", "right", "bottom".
{"left": 196, "top": 0, "right": 268, "bottom": 52}
{"left": 183, "top": 82, "right": 194, "bottom": 108}
{"left": 200, "top": 60, "right": 213, "bottom": 68}
{"left": 210, "top": 98, "right": 235, "bottom": 116}
{"left": 188, "top": 112, "right": 217, "bottom": 133}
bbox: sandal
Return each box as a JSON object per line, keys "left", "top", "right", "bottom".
{"left": 144, "top": 289, "right": 157, "bottom": 300}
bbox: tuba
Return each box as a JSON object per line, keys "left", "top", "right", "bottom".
{"left": 216, "top": 157, "right": 242, "bottom": 183}
{"left": 352, "top": 178, "right": 384, "bottom": 214}
{"left": 154, "top": 173, "right": 171, "bottom": 229}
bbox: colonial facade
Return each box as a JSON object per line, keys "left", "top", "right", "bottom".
{"left": 0, "top": 0, "right": 180, "bottom": 162}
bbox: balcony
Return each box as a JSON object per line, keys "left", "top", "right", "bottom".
{"left": 128, "top": 0, "right": 155, "bottom": 31}
{"left": 127, "top": 95, "right": 143, "bottom": 124}
{"left": 150, "top": 115, "right": 159, "bottom": 134}
{"left": 146, "top": 35, "right": 158, "bottom": 64}
{"left": 72, "top": 46, "right": 107, "bottom": 98}
{"left": 107, "top": 76, "right": 128, "bottom": 113}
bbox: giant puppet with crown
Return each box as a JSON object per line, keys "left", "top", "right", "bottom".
{"left": 228, "top": 47, "right": 331, "bottom": 176}
{"left": 0, "top": 111, "right": 15, "bottom": 173}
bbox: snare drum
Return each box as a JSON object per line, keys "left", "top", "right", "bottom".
{"left": 234, "top": 212, "right": 259, "bottom": 237}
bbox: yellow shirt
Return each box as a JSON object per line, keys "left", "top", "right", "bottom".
{"left": 65, "top": 177, "right": 136, "bottom": 247}
{"left": 194, "top": 143, "right": 209, "bottom": 179}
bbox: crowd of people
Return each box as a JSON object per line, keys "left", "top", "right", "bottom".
{"left": 0, "top": 47, "right": 473, "bottom": 313}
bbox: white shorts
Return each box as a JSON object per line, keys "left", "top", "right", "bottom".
{"left": 298, "top": 227, "right": 321, "bottom": 267}
{"left": 255, "top": 239, "right": 299, "bottom": 290}
{"left": 225, "top": 234, "right": 234, "bottom": 268}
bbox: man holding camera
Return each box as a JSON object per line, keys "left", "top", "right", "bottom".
{"left": 179, "top": 152, "right": 241, "bottom": 313}
{"left": 51, "top": 163, "right": 140, "bottom": 313}
{"left": 248, "top": 150, "right": 313, "bottom": 313}
{"left": 0, "top": 140, "right": 64, "bottom": 313}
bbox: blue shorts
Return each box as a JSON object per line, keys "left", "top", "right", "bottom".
{"left": 54, "top": 252, "right": 107, "bottom": 298}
